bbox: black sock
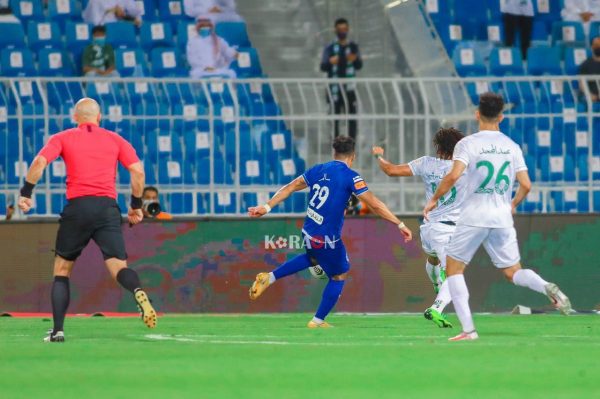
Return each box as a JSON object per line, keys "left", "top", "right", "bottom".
{"left": 51, "top": 276, "right": 70, "bottom": 332}
{"left": 116, "top": 268, "right": 141, "bottom": 293}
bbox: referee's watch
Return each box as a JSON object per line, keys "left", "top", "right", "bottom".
{"left": 131, "top": 195, "right": 143, "bottom": 210}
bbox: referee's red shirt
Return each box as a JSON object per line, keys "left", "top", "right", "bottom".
{"left": 38, "top": 123, "right": 139, "bottom": 200}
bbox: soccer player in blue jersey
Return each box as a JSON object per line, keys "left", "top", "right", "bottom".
{"left": 248, "top": 136, "right": 413, "bottom": 328}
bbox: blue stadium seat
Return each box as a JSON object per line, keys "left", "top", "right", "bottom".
{"left": 577, "top": 191, "right": 590, "bottom": 212}
{"left": 37, "top": 49, "right": 74, "bottom": 76}
{"left": 51, "top": 194, "right": 68, "bottom": 214}
{"left": 551, "top": 21, "right": 585, "bottom": 47}
{"left": 564, "top": 47, "right": 590, "bottom": 75}
{"left": 10, "top": 0, "right": 43, "bottom": 23}
{"left": 85, "top": 81, "right": 124, "bottom": 105}
{"left": 46, "top": 81, "right": 85, "bottom": 111}
{"left": 136, "top": 0, "right": 158, "bottom": 21}
{"left": 125, "top": 81, "right": 162, "bottom": 106}
{"left": 146, "top": 130, "right": 183, "bottom": 160}
{"left": 0, "top": 48, "right": 35, "bottom": 76}
{"left": 64, "top": 22, "right": 92, "bottom": 72}
{"left": 531, "top": 19, "right": 550, "bottom": 41}
{"left": 196, "top": 157, "right": 233, "bottom": 185}
{"left": 526, "top": 46, "right": 562, "bottom": 75}
{"left": 215, "top": 22, "right": 251, "bottom": 47}
{"left": 232, "top": 48, "right": 262, "bottom": 77}
{"left": 27, "top": 21, "right": 62, "bottom": 51}
{"left": 143, "top": 159, "right": 157, "bottom": 185}
{"left": 48, "top": 0, "right": 77, "bottom": 30}
{"left": 534, "top": 0, "right": 561, "bottom": 24}
{"left": 158, "top": 159, "right": 183, "bottom": 184}
{"left": 489, "top": 47, "right": 523, "bottom": 76}
{"left": 273, "top": 158, "right": 305, "bottom": 185}
{"left": 115, "top": 48, "right": 146, "bottom": 77}
{"left": 183, "top": 129, "right": 221, "bottom": 162}
{"left": 31, "top": 193, "right": 48, "bottom": 215}
{"left": 157, "top": 0, "right": 187, "bottom": 31}
{"left": 167, "top": 193, "right": 193, "bottom": 214}
{"left": 240, "top": 157, "right": 270, "bottom": 185}
{"left": 577, "top": 153, "right": 589, "bottom": 181}
{"left": 140, "top": 22, "right": 174, "bottom": 51}
{"left": 522, "top": 189, "right": 542, "bottom": 212}
{"left": 589, "top": 21, "right": 600, "bottom": 42}
{"left": 176, "top": 20, "right": 196, "bottom": 49}
{"left": 452, "top": 46, "right": 486, "bottom": 76}
{"left": 0, "top": 22, "right": 26, "bottom": 48}
{"left": 150, "top": 47, "right": 186, "bottom": 77}
{"left": 105, "top": 22, "right": 138, "bottom": 48}
{"left": 211, "top": 192, "right": 237, "bottom": 214}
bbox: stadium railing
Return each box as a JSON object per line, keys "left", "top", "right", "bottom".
{"left": 0, "top": 76, "right": 599, "bottom": 217}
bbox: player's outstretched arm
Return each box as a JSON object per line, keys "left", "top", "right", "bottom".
{"left": 511, "top": 170, "right": 532, "bottom": 213}
{"left": 127, "top": 161, "right": 145, "bottom": 225}
{"left": 358, "top": 191, "right": 412, "bottom": 242}
{"left": 18, "top": 155, "right": 48, "bottom": 213}
{"left": 248, "top": 176, "right": 308, "bottom": 218}
{"left": 372, "top": 146, "right": 413, "bottom": 177}
{"left": 423, "top": 160, "right": 465, "bottom": 219}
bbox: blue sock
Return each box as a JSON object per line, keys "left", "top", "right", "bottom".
{"left": 272, "top": 254, "right": 311, "bottom": 280}
{"left": 315, "top": 279, "right": 345, "bottom": 321}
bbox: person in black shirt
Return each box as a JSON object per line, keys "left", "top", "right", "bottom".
{"left": 320, "top": 18, "right": 363, "bottom": 140}
{"left": 579, "top": 37, "right": 600, "bottom": 102}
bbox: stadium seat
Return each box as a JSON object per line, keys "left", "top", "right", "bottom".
{"left": 167, "top": 193, "right": 193, "bottom": 214}
{"left": 27, "top": 21, "right": 62, "bottom": 51}
{"left": 486, "top": 23, "right": 503, "bottom": 44}
{"left": 37, "top": 49, "right": 74, "bottom": 76}
{"left": 196, "top": 157, "right": 233, "bottom": 185}
{"left": 157, "top": 0, "right": 187, "bottom": 30}
{"left": 564, "top": 47, "right": 590, "bottom": 75}
{"left": 105, "top": 22, "right": 138, "bottom": 48}
{"left": 136, "top": 0, "right": 159, "bottom": 21}
{"left": 0, "top": 22, "right": 26, "bottom": 48}
{"left": 176, "top": 20, "right": 196, "bottom": 49}
{"left": 534, "top": 0, "right": 561, "bottom": 24}
{"left": 232, "top": 48, "right": 262, "bottom": 77}
{"left": 240, "top": 157, "right": 270, "bottom": 185}
{"left": 64, "top": 22, "right": 93, "bottom": 72}
{"left": 10, "top": 0, "right": 43, "bottom": 23}
{"left": 452, "top": 46, "right": 487, "bottom": 76}
{"left": 526, "top": 46, "right": 562, "bottom": 75}
{"left": 48, "top": 0, "right": 77, "bottom": 30}
{"left": 141, "top": 22, "right": 174, "bottom": 51}
{"left": 489, "top": 47, "right": 523, "bottom": 76}
{"left": 577, "top": 191, "right": 590, "bottom": 212}
{"left": 46, "top": 81, "right": 85, "bottom": 112}
{"left": 115, "top": 48, "right": 146, "bottom": 77}
{"left": 215, "top": 22, "right": 251, "bottom": 47}
{"left": 551, "top": 21, "right": 585, "bottom": 47}
{"left": 0, "top": 48, "right": 36, "bottom": 77}
{"left": 150, "top": 48, "right": 187, "bottom": 77}
{"left": 522, "top": 189, "right": 543, "bottom": 212}
{"left": 531, "top": 19, "right": 550, "bottom": 41}
{"left": 211, "top": 192, "right": 237, "bottom": 214}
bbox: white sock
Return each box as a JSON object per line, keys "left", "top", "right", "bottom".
{"left": 447, "top": 274, "right": 475, "bottom": 333}
{"left": 432, "top": 279, "right": 452, "bottom": 312}
{"left": 268, "top": 272, "right": 276, "bottom": 284}
{"left": 512, "top": 269, "right": 548, "bottom": 294}
{"left": 425, "top": 261, "right": 438, "bottom": 284}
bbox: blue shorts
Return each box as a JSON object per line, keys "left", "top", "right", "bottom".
{"left": 304, "top": 235, "right": 350, "bottom": 277}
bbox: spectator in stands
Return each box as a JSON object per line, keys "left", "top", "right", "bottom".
{"left": 142, "top": 187, "right": 172, "bottom": 220}
{"left": 562, "top": 0, "right": 600, "bottom": 35}
{"left": 320, "top": 18, "right": 362, "bottom": 140}
{"left": 501, "top": 0, "right": 534, "bottom": 60}
{"left": 186, "top": 17, "right": 238, "bottom": 79}
{"left": 578, "top": 36, "right": 600, "bottom": 101}
{"left": 183, "top": 0, "right": 242, "bottom": 22}
{"left": 0, "top": 0, "right": 19, "bottom": 23}
{"left": 83, "top": 0, "right": 142, "bottom": 27}
{"left": 82, "top": 26, "right": 120, "bottom": 78}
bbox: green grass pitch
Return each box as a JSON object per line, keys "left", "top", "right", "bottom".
{"left": 1, "top": 314, "right": 598, "bottom": 399}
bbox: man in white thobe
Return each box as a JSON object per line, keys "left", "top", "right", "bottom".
{"left": 83, "top": 0, "right": 142, "bottom": 27}
{"left": 187, "top": 18, "right": 238, "bottom": 79}
{"left": 183, "top": 0, "right": 243, "bottom": 22}
{"left": 562, "top": 0, "right": 600, "bottom": 35}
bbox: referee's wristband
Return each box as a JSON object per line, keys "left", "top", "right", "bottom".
{"left": 263, "top": 204, "right": 272, "bottom": 213}
{"left": 19, "top": 181, "right": 35, "bottom": 199}
{"left": 130, "top": 195, "right": 143, "bottom": 210}
{"left": 397, "top": 222, "right": 406, "bottom": 230}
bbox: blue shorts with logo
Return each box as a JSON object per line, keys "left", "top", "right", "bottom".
{"left": 304, "top": 234, "right": 350, "bottom": 277}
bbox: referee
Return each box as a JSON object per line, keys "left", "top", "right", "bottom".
{"left": 18, "top": 98, "right": 157, "bottom": 343}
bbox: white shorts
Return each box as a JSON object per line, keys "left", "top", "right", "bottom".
{"left": 446, "top": 225, "right": 521, "bottom": 268}
{"left": 419, "top": 222, "right": 456, "bottom": 269}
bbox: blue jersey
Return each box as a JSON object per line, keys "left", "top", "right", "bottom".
{"left": 301, "top": 160, "right": 369, "bottom": 241}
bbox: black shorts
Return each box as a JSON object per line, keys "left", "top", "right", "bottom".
{"left": 55, "top": 196, "right": 127, "bottom": 261}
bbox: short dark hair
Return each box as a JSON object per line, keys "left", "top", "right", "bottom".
{"left": 335, "top": 18, "right": 349, "bottom": 27}
{"left": 333, "top": 135, "right": 355, "bottom": 156}
{"left": 478, "top": 92, "right": 504, "bottom": 120}
{"left": 433, "top": 127, "right": 464, "bottom": 159}
{"left": 143, "top": 186, "right": 158, "bottom": 196}
{"left": 92, "top": 25, "right": 106, "bottom": 35}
